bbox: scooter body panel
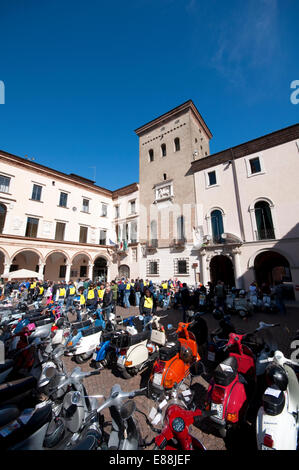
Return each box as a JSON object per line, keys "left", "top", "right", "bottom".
{"left": 256, "top": 397, "right": 298, "bottom": 450}
{"left": 75, "top": 331, "right": 102, "bottom": 356}
{"left": 125, "top": 341, "right": 148, "bottom": 367}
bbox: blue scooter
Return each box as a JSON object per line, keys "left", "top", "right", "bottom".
{"left": 90, "top": 316, "right": 139, "bottom": 370}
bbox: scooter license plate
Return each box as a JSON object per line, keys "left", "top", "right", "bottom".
{"left": 211, "top": 403, "right": 223, "bottom": 419}
{"left": 153, "top": 373, "right": 162, "bottom": 386}
{"left": 117, "top": 355, "right": 126, "bottom": 366}
{"left": 208, "top": 351, "right": 216, "bottom": 361}
{"left": 92, "top": 352, "right": 97, "bottom": 360}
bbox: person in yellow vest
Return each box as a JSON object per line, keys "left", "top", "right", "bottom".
{"left": 57, "top": 282, "right": 66, "bottom": 307}
{"left": 77, "top": 286, "right": 86, "bottom": 321}
{"left": 124, "top": 279, "right": 131, "bottom": 308}
{"left": 97, "top": 283, "right": 105, "bottom": 306}
{"left": 139, "top": 288, "right": 157, "bottom": 331}
{"left": 28, "top": 278, "right": 37, "bottom": 301}
{"left": 35, "top": 282, "right": 44, "bottom": 302}
{"left": 161, "top": 281, "right": 168, "bottom": 295}
{"left": 66, "top": 281, "right": 77, "bottom": 310}
{"left": 86, "top": 283, "right": 98, "bottom": 311}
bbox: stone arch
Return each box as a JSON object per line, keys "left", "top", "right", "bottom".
{"left": 247, "top": 248, "right": 294, "bottom": 270}
{"left": 70, "top": 251, "right": 92, "bottom": 264}
{"left": 11, "top": 247, "right": 44, "bottom": 263}
{"left": 44, "top": 249, "right": 71, "bottom": 264}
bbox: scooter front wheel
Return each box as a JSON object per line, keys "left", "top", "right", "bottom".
{"left": 121, "top": 368, "right": 134, "bottom": 379}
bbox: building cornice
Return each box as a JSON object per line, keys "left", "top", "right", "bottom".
{"left": 134, "top": 100, "right": 212, "bottom": 139}
{"left": 188, "top": 123, "right": 299, "bottom": 175}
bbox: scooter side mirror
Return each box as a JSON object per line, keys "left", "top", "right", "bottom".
{"left": 189, "top": 361, "right": 204, "bottom": 377}
{"left": 45, "top": 366, "right": 57, "bottom": 379}
{"left": 120, "top": 400, "right": 136, "bottom": 420}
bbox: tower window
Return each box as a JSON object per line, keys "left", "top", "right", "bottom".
{"left": 161, "top": 143, "right": 166, "bottom": 157}
{"left": 163, "top": 173, "right": 167, "bottom": 181}
{"left": 174, "top": 138, "right": 180, "bottom": 152}
{"left": 149, "top": 149, "right": 154, "bottom": 162}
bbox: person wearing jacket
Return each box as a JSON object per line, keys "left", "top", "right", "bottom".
{"left": 102, "top": 285, "right": 113, "bottom": 321}
{"left": 110, "top": 280, "right": 118, "bottom": 309}
{"left": 66, "top": 281, "right": 77, "bottom": 310}
{"left": 139, "top": 288, "right": 157, "bottom": 331}
{"left": 77, "top": 286, "right": 86, "bottom": 321}
{"left": 86, "top": 283, "right": 98, "bottom": 311}
{"left": 57, "top": 282, "right": 67, "bottom": 307}
{"left": 123, "top": 279, "right": 131, "bottom": 308}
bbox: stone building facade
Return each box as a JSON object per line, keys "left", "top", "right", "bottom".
{"left": 1, "top": 99, "right": 299, "bottom": 299}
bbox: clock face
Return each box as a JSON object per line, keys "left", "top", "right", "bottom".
{"left": 172, "top": 417, "right": 185, "bottom": 433}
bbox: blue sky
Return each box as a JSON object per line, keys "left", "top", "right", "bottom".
{"left": 0, "top": 0, "right": 298, "bottom": 190}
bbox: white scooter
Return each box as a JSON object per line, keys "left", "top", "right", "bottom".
{"left": 64, "top": 322, "right": 104, "bottom": 363}
{"left": 116, "top": 315, "right": 167, "bottom": 379}
{"left": 256, "top": 350, "right": 299, "bottom": 450}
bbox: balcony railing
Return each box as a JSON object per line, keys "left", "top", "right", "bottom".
{"left": 255, "top": 228, "right": 276, "bottom": 240}
{"left": 146, "top": 239, "right": 158, "bottom": 251}
{"left": 170, "top": 238, "right": 186, "bottom": 248}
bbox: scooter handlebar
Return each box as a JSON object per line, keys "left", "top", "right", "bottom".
{"left": 88, "top": 370, "right": 101, "bottom": 377}
{"left": 129, "top": 387, "right": 147, "bottom": 398}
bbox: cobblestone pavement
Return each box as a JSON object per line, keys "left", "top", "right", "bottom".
{"left": 63, "top": 303, "right": 299, "bottom": 450}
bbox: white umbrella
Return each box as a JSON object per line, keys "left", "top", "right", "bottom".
{"left": 7, "top": 268, "right": 43, "bottom": 281}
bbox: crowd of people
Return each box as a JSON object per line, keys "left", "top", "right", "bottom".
{"left": 0, "top": 276, "right": 288, "bottom": 326}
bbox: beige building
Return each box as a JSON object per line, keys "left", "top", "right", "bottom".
{"left": 1, "top": 99, "right": 299, "bottom": 300}
{"left": 0, "top": 150, "right": 139, "bottom": 283}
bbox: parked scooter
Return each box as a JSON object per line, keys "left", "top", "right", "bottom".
{"left": 149, "top": 313, "right": 206, "bottom": 398}
{"left": 206, "top": 321, "right": 280, "bottom": 438}
{"left": 233, "top": 290, "right": 253, "bottom": 319}
{"left": 90, "top": 316, "right": 139, "bottom": 370}
{"left": 116, "top": 315, "right": 167, "bottom": 379}
{"left": 0, "top": 366, "right": 102, "bottom": 449}
{"left": 96, "top": 384, "right": 148, "bottom": 450}
{"left": 149, "top": 362, "right": 216, "bottom": 450}
{"left": 206, "top": 314, "right": 236, "bottom": 371}
{"left": 64, "top": 311, "right": 106, "bottom": 363}
{"left": 256, "top": 350, "right": 299, "bottom": 450}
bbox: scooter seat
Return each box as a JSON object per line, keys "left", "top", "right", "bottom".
{"left": 81, "top": 326, "right": 103, "bottom": 337}
{"left": 0, "top": 404, "right": 20, "bottom": 428}
{"left": 0, "top": 359, "right": 14, "bottom": 373}
{"left": 0, "top": 403, "right": 52, "bottom": 449}
{"left": 72, "top": 319, "right": 92, "bottom": 330}
{"left": 34, "top": 318, "right": 53, "bottom": 327}
{"left": 214, "top": 356, "right": 238, "bottom": 386}
{"left": 127, "top": 330, "right": 151, "bottom": 346}
{"left": 0, "top": 376, "right": 37, "bottom": 405}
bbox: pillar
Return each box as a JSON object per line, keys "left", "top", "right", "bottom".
{"left": 65, "top": 263, "right": 71, "bottom": 283}
{"left": 88, "top": 263, "right": 94, "bottom": 280}
{"left": 232, "top": 248, "right": 243, "bottom": 289}
{"left": 3, "top": 263, "right": 11, "bottom": 279}
{"left": 38, "top": 262, "right": 45, "bottom": 280}
{"left": 200, "top": 250, "right": 208, "bottom": 287}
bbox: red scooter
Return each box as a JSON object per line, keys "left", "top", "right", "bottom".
{"left": 206, "top": 321, "right": 279, "bottom": 437}
{"left": 150, "top": 362, "right": 217, "bottom": 450}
